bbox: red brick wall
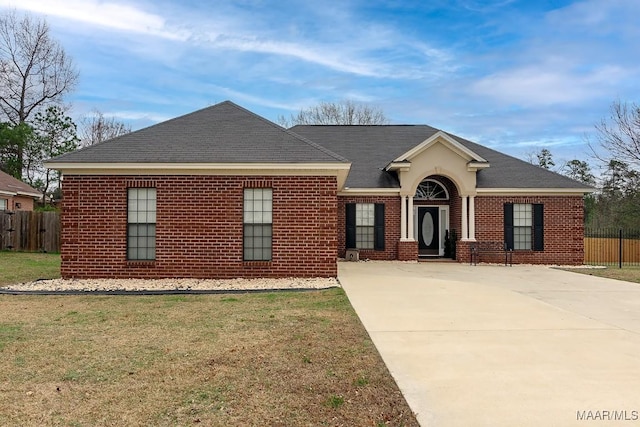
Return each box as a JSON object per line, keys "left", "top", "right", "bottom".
{"left": 61, "top": 175, "right": 338, "bottom": 278}
{"left": 397, "top": 240, "right": 418, "bottom": 260}
{"left": 337, "top": 195, "right": 400, "bottom": 260}
{"left": 460, "top": 195, "right": 585, "bottom": 265}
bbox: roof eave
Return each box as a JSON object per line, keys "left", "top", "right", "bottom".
{"left": 384, "top": 161, "right": 411, "bottom": 172}
{"left": 477, "top": 187, "right": 595, "bottom": 195}
{"left": 467, "top": 161, "right": 490, "bottom": 172}
{"left": 0, "top": 189, "right": 41, "bottom": 199}
{"left": 45, "top": 161, "right": 353, "bottom": 191}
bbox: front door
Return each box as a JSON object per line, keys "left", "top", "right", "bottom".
{"left": 418, "top": 207, "right": 439, "bottom": 256}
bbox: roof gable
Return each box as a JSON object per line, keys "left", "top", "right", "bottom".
{"left": 394, "top": 130, "right": 487, "bottom": 163}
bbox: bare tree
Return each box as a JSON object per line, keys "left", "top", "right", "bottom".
{"left": 0, "top": 11, "right": 78, "bottom": 178}
{"left": 592, "top": 100, "right": 640, "bottom": 170}
{"left": 278, "top": 100, "right": 388, "bottom": 127}
{"left": 79, "top": 110, "right": 131, "bottom": 146}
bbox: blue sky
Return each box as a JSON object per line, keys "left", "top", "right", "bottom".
{"left": 1, "top": 0, "right": 638, "bottom": 169}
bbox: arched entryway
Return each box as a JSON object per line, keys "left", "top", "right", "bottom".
{"left": 413, "top": 176, "right": 459, "bottom": 258}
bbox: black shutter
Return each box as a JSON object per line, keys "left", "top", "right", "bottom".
{"left": 346, "top": 203, "right": 356, "bottom": 249}
{"left": 374, "top": 203, "right": 385, "bottom": 251}
{"left": 533, "top": 203, "right": 544, "bottom": 251}
{"left": 504, "top": 203, "right": 514, "bottom": 250}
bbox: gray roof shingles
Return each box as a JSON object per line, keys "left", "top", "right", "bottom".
{"left": 0, "top": 170, "right": 40, "bottom": 196}
{"left": 51, "top": 100, "right": 591, "bottom": 191}
{"left": 290, "top": 125, "right": 593, "bottom": 190}
{"left": 51, "top": 101, "right": 348, "bottom": 164}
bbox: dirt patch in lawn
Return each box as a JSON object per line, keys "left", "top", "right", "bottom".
{"left": 0, "top": 289, "right": 418, "bottom": 426}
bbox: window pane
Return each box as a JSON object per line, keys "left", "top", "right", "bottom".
{"left": 127, "top": 188, "right": 156, "bottom": 260}
{"left": 514, "top": 204, "right": 532, "bottom": 227}
{"left": 514, "top": 226, "right": 532, "bottom": 250}
{"left": 243, "top": 188, "right": 273, "bottom": 260}
{"left": 513, "top": 204, "right": 532, "bottom": 250}
{"left": 356, "top": 226, "right": 374, "bottom": 249}
{"left": 356, "top": 203, "right": 374, "bottom": 226}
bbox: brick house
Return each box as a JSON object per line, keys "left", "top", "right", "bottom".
{"left": 0, "top": 170, "right": 41, "bottom": 211}
{"left": 46, "top": 101, "right": 592, "bottom": 279}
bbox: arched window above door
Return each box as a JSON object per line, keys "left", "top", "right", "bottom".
{"left": 414, "top": 179, "right": 449, "bottom": 200}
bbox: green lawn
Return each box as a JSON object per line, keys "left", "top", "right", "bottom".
{"left": 0, "top": 251, "right": 61, "bottom": 286}
{"left": 0, "top": 252, "right": 418, "bottom": 426}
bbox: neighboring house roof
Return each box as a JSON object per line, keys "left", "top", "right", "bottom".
{"left": 290, "top": 125, "right": 593, "bottom": 190}
{"left": 49, "top": 101, "right": 348, "bottom": 164}
{"left": 0, "top": 170, "right": 41, "bottom": 199}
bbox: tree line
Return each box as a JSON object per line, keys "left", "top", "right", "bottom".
{"left": 0, "top": 11, "right": 130, "bottom": 202}
{"left": 529, "top": 100, "right": 640, "bottom": 229}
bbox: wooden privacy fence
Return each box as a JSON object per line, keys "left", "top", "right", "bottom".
{"left": 1, "top": 211, "right": 60, "bottom": 253}
{"left": 584, "top": 228, "right": 640, "bottom": 266}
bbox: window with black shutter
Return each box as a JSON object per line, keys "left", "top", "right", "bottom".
{"left": 504, "top": 203, "right": 544, "bottom": 251}
{"left": 346, "top": 203, "right": 385, "bottom": 250}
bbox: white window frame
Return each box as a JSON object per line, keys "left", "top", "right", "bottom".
{"left": 356, "top": 203, "right": 375, "bottom": 250}
{"left": 244, "top": 188, "right": 273, "bottom": 261}
{"left": 127, "top": 188, "right": 156, "bottom": 260}
{"left": 513, "top": 203, "right": 532, "bottom": 250}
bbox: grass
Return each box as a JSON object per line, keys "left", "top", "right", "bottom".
{"left": 566, "top": 265, "right": 640, "bottom": 284}
{"left": 0, "top": 253, "right": 418, "bottom": 426}
{"left": 0, "top": 251, "right": 61, "bottom": 286}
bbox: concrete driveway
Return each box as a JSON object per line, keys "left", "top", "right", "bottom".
{"left": 338, "top": 261, "right": 640, "bottom": 427}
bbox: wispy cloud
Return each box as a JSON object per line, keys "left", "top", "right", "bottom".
{"left": 210, "top": 35, "right": 385, "bottom": 78}
{"left": 472, "top": 63, "right": 629, "bottom": 106}
{"left": 103, "top": 110, "right": 172, "bottom": 123}
{"left": 0, "top": 0, "right": 456, "bottom": 80}
{"left": 0, "top": 0, "right": 190, "bottom": 40}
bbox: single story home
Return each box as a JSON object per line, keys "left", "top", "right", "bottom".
{"left": 46, "top": 101, "right": 592, "bottom": 279}
{"left": 0, "top": 170, "right": 41, "bottom": 211}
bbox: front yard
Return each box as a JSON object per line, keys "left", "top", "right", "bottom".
{"left": 0, "top": 252, "right": 418, "bottom": 426}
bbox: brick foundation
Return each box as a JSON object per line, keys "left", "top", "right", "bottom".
{"left": 398, "top": 240, "right": 418, "bottom": 260}
{"left": 61, "top": 175, "right": 338, "bottom": 278}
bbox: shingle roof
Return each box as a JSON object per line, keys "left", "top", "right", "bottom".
{"left": 50, "top": 101, "right": 348, "bottom": 164}
{"left": 290, "top": 125, "right": 593, "bottom": 190}
{"left": 0, "top": 170, "right": 41, "bottom": 198}
{"left": 50, "top": 101, "right": 591, "bottom": 191}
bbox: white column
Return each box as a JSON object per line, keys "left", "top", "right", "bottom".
{"left": 400, "top": 195, "right": 407, "bottom": 241}
{"left": 407, "top": 196, "right": 415, "bottom": 241}
{"left": 461, "top": 195, "right": 469, "bottom": 241}
{"left": 469, "top": 195, "right": 476, "bottom": 241}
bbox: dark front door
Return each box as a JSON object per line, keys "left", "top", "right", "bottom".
{"left": 418, "top": 207, "right": 439, "bottom": 256}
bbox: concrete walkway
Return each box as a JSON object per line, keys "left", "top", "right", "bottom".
{"left": 338, "top": 261, "right": 640, "bottom": 427}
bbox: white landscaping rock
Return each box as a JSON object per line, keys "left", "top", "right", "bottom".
{"left": 2, "top": 277, "right": 340, "bottom": 292}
